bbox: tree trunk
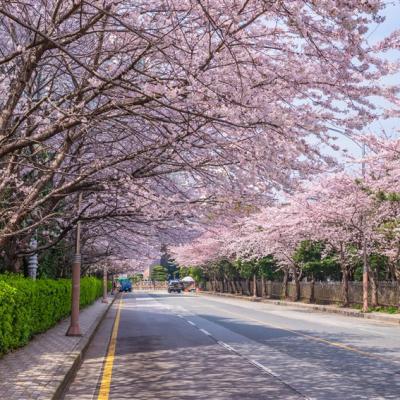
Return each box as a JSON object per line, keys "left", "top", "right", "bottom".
{"left": 253, "top": 274, "right": 257, "bottom": 297}
{"left": 261, "top": 275, "right": 265, "bottom": 298}
{"left": 3, "top": 239, "right": 22, "bottom": 273}
{"left": 292, "top": 267, "right": 300, "bottom": 301}
{"left": 339, "top": 244, "right": 349, "bottom": 307}
{"left": 246, "top": 278, "right": 251, "bottom": 296}
{"left": 281, "top": 269, "right": 288, "bottom": 299}
{"left": 370, "top": 272, "right": 378, "bottom": 308}
{"left": 389, "top": 262, "right": 397, "bottom": 282}
{"left": 341, "top": 268, "right": 349, "bottom": 307}
{"left": 309, "top": 275, "right": 315, "bottom": 303}
{"left": 102, "top": 265, "right": 108, "bottom": 303}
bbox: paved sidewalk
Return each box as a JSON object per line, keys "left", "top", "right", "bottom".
{"left": 0, "top": 296, "right": 115, "bottom": 400}
{"left": 201, "top": 292, "right": 400, "bottom": 325}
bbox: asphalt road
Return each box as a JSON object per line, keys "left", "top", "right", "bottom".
{"left": 63, "top": 292, "right": 400, "bottom": 400}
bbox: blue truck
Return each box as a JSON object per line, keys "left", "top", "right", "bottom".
{"left": 119, "top": 278, "right": 132, "bottom": 292}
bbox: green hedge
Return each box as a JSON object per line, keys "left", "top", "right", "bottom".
{"left": 0, "top": 275, "right": 103, "bottom": 355}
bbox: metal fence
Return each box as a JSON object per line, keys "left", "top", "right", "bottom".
{"left": 204, "top": 280, "right": 400, "bottom": 306}
{"left": 133, "top": 281, "right": 168, "bottom": 290}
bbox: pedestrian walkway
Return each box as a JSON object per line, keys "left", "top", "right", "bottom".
{"left": 0, "top": 296, "right": 114, "bottom": 400}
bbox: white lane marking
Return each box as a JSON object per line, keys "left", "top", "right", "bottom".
{"left": 217, "top": 341, "right": 236, "bottom": 352}
{"left": 177, "top": 314, "right": 184, "bottom": 318}
{"left": 199, "top": 328, "right": 212, "bottom": 336}
{"left": 250, "top": 360, "right": 279, "bottom": 377}
{"left": 135, "top": 298, "right": 156, "bottom": 301}
{"left": 187, "top": 320, "right": 197, "bottom": 327}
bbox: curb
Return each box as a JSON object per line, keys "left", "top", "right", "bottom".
{"left": 200, "top": 292, "right": 400, "bottom": 325}
{"left": 53, "top": 294, "right": 119, "bottom": 399}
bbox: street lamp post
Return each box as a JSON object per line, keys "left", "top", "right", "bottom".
{"left": 66, "top": 192, "right": 83, "bottom": 336}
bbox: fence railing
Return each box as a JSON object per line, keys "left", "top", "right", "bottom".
{"left": 204, "top": 280, "right": 400, "bottom": 307}
{"left": 133, "top": 281, "right": 168, "bottom": 290}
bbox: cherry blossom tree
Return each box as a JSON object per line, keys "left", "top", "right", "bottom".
{"left": 1, "top": 0, "right": 399, "bottom": 273}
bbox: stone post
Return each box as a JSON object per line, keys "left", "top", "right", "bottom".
{"left": 27, "top": 238, "right": 38, "bottom": 280}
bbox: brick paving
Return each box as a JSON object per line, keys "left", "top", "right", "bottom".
{"left": 0, "top": 296, "right": 113, "bottom": 400}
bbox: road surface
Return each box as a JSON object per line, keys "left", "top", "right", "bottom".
{"left": 63, "top": 292, "right": 400, "bottom": 399}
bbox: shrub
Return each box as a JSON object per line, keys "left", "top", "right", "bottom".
{"left": 0, "top": 275, "right": 103, "bottom": 355}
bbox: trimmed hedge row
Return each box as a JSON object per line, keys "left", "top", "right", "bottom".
{"left": 0, "top": 275, "right": 103, "bottom": 355}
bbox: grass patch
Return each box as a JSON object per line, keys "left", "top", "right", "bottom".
{"left": 352, "top": 304, "right": 399, "bottom": 314}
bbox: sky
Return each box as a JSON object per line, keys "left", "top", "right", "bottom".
{"left": 336, "top": 0, "right": 400, "bottom": 162}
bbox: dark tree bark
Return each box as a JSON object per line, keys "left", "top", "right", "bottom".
{"left": 253, "top": 274, "right": 257, "bottom": 297}
{"left": 261, "top": 275, "right": 265, "bottom": 298}
{"left": 338, "top": 243, "right": 350, "bottom": 307}
{"left": 281, "top": 269, "right": 288, "bottom": 299}
{"left": 310, "top": 274, "right": 315, "bottom": 303}
{"left": 370, "top": 271, "right": 378, "bottom": 307}
{"left": 291, "top": 266, "right": 300, "bottom": 301}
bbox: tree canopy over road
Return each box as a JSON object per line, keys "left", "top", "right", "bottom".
{"left": 0, "top": 1, "right": 399, "bottom": 279}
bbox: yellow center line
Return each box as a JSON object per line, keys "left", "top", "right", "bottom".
{"left": 97, "top": 295, "right": 123, "bottom": 400}
{"left": 197, "top": 300, "right": 399, "bottom": 364}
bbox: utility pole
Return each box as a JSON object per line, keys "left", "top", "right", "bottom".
{"left": 361, "top": 143, "right": 369, "bottom": 312}
{"left": 66, "top": 192, "right": 83, "bottom": 336}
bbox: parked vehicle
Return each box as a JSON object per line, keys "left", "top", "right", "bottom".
{"left": 119, "top": 279, "right": 132, "bottom": 292}
{"left": 168, "top": 280, "right": 184, "bottom": 293}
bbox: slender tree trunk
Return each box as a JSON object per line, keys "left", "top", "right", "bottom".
{"left": 102, "top": 265, "right": 108, "bottom": 303}
{"left": 389, "top": 262, "right": 397, "bottom": 282}
{"left": 362, "top": 242, "right": 369, "bottom": 312}
{"left": 261, "top": 275, "right": 265, "bottom": 298}
{"left": 241, "top": 280, "right": 245, "bottom": 295}
{"left": 233, "top": 280, "right": 239, "bottom": 294}
{"left": 292, "top": 267, "right": 300, "bottom": 301}
{"left": 339, "top": 244, "right": 349, "bottom": 307}
{"left": 370, "top": 271, "right": 378, "bottom": 307}
{"left": 229, "top": 279, "right": 234, "bottom": 293}
{"left": 282, "top": 269, "right": 288, "bottom": 299}
{"left": 341, "top": 269, "right": 349, "bottom": 307}
{"left": 225, "top": 275, "right": 233, "bottom": 294}
{"left": 246, "top": 278, "right": 251, "bottom": 296}
{"left": 310, "top": 274, "right": 315, "bottom": 303}
{"left": 253, "top": 274, "right": 257, "bottom": 297}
